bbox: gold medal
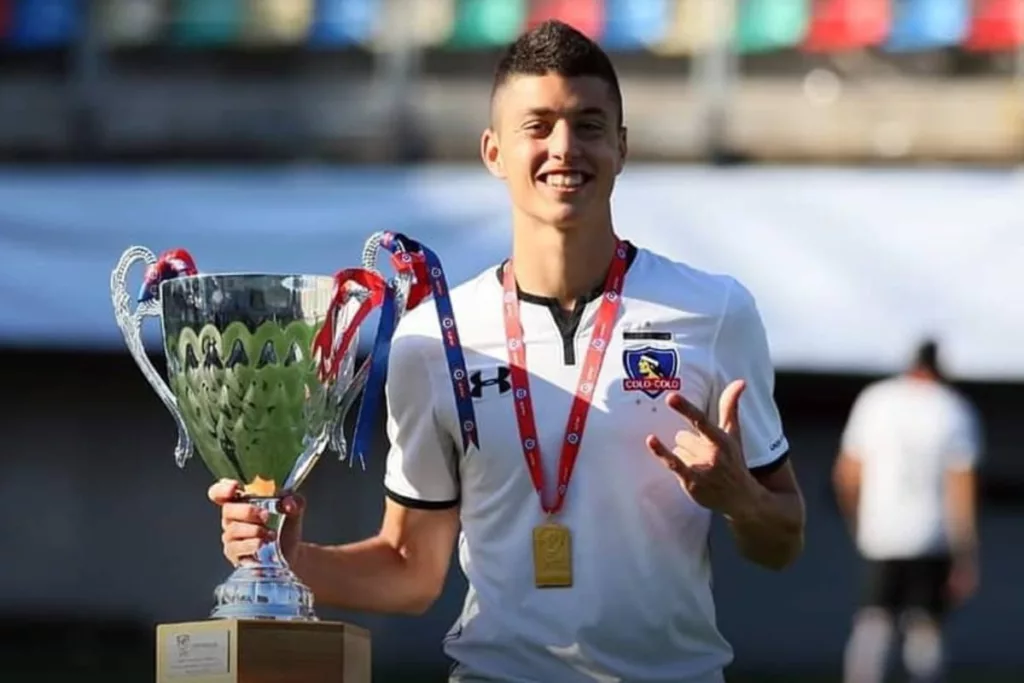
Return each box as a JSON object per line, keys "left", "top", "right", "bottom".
{"left": 532, "top": 521, "right": 573, "bottom": 588}
{"left": 505, "top": 240, "right": 630, "bottom": 591}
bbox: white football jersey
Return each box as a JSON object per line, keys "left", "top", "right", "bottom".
{"left": 840, "top": 375, "right": 982, "bottom": 560}
{"left": 383, "top": 245, "right": 790, "bottom": 683}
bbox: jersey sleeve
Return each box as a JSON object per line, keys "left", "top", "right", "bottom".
{"left": 381, "top": 332, "right": 461, "bottom": 509}
{"left": 945, "top": 397, "right": 983, "bottom": 471}
{"left": 839, "top": 388, "right": 873, "bottom": 460}
{"left": 710, "top": 279, "right": 789, "bottom": 471}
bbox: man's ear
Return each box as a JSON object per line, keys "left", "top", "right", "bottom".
{"left": 481, "top": 128, "right": 505, "bottom": 179}
{"left": 616, "top": 126, "right": 628, "bottom": 175}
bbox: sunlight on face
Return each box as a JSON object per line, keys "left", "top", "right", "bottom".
{"left": 481, "top": 73, "right": 627, "bottom": 231}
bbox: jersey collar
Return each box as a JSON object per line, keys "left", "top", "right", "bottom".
{"left": 492, "top": 241, "right": 639, "bottom": 307}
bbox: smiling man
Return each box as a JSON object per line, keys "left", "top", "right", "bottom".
{"left": 212, "top": 20, "right": 805, "bottom": 683}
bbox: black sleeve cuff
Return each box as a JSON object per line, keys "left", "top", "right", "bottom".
{"left": 384, "top": 486, "right": 460, "bottom": 510}
{"left": 749, "top": 450, "right": 790, "bottom": 477}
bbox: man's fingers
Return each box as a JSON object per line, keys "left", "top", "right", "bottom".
{"left": 673, "top": 429, "right": 703, "bottom": 453}
{"left": 718, "top": 379, "right": 747, "bottom": 435}
{"left": 221, "top": 502, "right": 269, "bottom": 529}
{"left": 226, "top": 539, "right": 262, "bottom": 563}
{"left": 222, "top": 521, "right": 274, "bottom": 544}
{"left": 280, "top": 494, "right": 305, "bottom": 517}
{"left": 665, "top": 392, "right": 729, "bottom": 445}
{"left": 208, "top": 478, "right": 240, "bottom": 506}
{"left": 646, "top": 435, "right": 691, "bottom": 477}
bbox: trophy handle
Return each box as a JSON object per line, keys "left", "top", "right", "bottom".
{"left": 285, "top": 243, "right": 417, "bottom": 491}
{"left": 110, "top": 246, "right": 194, "bottom": 468}
{"left": 324, "top": 234, "right": 415, "bottom": 463}
{"left": 324, "top": 285, "right": 375, "bottom": 461}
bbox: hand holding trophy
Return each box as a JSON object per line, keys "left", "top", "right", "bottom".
{"left": 111, "top": 232, "right": 461, "bottom": 682}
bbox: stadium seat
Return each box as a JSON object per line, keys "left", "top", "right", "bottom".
{"left": 803, "top": 0, "right": 891, "bottom": 52}
{"left": 653, "top": 0, "right": 730, "bottom": 56}
{"left": 735, "top": 0, "right": 810, "bottom": 54}
{"left": 375, "top": 0, "right": 455, "bottom": 50}
{"left": 308, "top": 0, "right": 378, "bottom": 48}
{"left": 95, "top": 0, "right": 166, "bottom": 47}
{"left": 7, "top": 0, "right": 83, "bottom": 48}
{"left": 242, "top": 0, "right": 314, "bottom": 46}
{"left": 172, "top": 0, "right": 242, "bottom": 46}
{"left": 527, "top": 0, "right": 604, "bottom": 41}
{"left": 448, "top": 0, "right": 526, "bottom": 48}
{"left": 600, "top": 0, "right": 669, "bottom": 51}
{"left": 964, "top": 0, "right": 1023, "bottom": 51}
{"left": 884, "top": 0, "right": 969, "bottom": 52}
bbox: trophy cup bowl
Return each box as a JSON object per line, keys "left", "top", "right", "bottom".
{"left": 112, "top": 241, "right": 408, "bottom": 623}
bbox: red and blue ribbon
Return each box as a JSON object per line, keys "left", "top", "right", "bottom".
{"left": 379, "top": 232, "right": 479, "bottom": 453}
{"left": 137, "top": 248, "right": 198, "bottom": 303}
{"left": 312, "top": 267, "right": 395, "bottom": 468}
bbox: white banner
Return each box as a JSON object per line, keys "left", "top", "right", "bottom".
{"left": 1, "top": 164, "right": 1020, "bottom": 380}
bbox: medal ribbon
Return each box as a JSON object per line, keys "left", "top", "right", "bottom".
{"left": 502, "top": 239, "right": 629, "bottom": 516}
{"left": 379, "top": 232, "right": 479, "bottom": 452}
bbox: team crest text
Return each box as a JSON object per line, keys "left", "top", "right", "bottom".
{"left": 622, "top": 346, "right": 682, "bottom": 399}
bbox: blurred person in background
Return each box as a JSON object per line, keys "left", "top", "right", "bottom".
{"left": 210, "top": 20, "right": 804, "bottom": 683}
{"left": 834, "top": 339, "right": 982, "bottom": 683}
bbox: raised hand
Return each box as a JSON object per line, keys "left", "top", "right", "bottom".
{"left": 645, "top": 380, "right": 757, "bottom": 516}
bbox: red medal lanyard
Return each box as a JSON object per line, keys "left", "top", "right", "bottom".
{"left": 502, "top": 240, "right": 630, "bottom": 516}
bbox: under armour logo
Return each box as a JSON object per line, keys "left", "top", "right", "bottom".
{"left": 470, "top": 366, "right": 512, "bottom": 399}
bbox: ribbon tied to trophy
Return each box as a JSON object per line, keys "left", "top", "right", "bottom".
{"left": 109, "top": 231, "right": 476, "bottom": 623}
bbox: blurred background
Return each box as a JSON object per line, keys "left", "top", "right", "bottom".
{"left": 1, "top": 0, "right": 1022, "bottom": 681}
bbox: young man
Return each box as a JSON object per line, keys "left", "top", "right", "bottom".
{"left": 212, "top": 21, "right": 805, "bottom": 683}
{"left": 834, "top": 340, "right": 982, "bottom": 683}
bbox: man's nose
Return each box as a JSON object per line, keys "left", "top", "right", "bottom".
{"left": 547, "top": 120, "right": 578, "bottom": 160}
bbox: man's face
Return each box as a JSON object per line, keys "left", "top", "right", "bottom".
{"left": 481, "top": 72, "right": 627, "bottom": 230}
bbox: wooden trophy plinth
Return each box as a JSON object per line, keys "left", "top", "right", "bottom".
{"left": 156, "top": 619, "right": 371, "bottom": 683}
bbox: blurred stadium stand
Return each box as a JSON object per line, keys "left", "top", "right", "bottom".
{"left": 1, "top": 3, "right": 1023, "bottom": 682}
{"left": 0, "top": 0, "right": 1021, "bottom": 163}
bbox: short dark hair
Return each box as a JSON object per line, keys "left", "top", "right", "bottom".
{"left": 912, "top": 338, "right": 943, "bottom": 377}
{"left": 491, "top": 20, "right": 624, "bottom": 127}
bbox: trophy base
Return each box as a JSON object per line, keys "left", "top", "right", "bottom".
{"left": 156, "top": 618, "right": 371, "bottom": 683}
{"left": 211, "top": 552, "right": 316, "bottom": 621}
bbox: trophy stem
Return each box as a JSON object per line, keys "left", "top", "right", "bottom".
{"left": 210, "top": 497, "right": 317, "bottom": 621}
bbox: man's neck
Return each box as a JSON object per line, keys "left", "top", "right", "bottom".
{"left": 906, "top": 367, "right": 941, "bottom": 383}
{"left": 510, "top": 220, "right": 618, "bottom": 310}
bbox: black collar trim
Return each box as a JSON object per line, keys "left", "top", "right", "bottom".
{"left": 493, "top": 241, "right": 639, "bottom": 305}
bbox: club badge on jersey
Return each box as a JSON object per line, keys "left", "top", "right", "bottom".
{"left": 622, "top": 345, "right": 682, "bottom": 399}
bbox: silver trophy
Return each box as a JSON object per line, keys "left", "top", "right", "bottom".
{"left": 111, "top": 233, "right": 411, "bottom": 621}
